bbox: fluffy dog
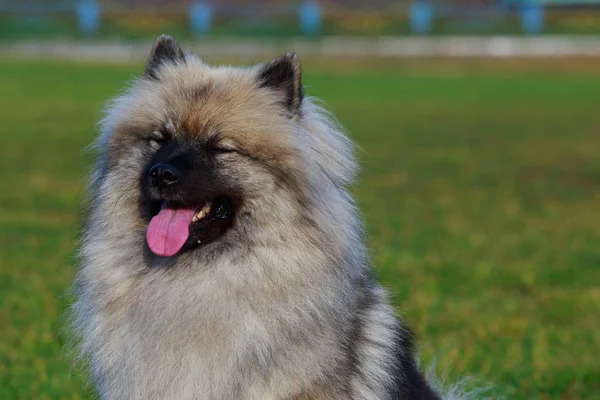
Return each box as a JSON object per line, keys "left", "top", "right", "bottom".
{"left": 72, "top": 35, "right": 443, "bottom": 399}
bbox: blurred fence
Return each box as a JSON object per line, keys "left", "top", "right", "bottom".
{"left": 1, "top": 1, "right": 600, "bottom": 40}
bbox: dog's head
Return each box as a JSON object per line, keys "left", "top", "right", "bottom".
{"left": 93, "top": 35, "right": 356, "bottom": 259}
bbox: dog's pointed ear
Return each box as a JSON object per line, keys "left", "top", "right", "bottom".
{"left": 258, "top": 53, "right": 304, "bottom": 115}
{"left": 145, "top": 35, "right": 186, "bottom": 80}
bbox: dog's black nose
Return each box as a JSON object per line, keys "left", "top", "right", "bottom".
{"left": 149, "top": 163, "right": 180, "bottom": 188}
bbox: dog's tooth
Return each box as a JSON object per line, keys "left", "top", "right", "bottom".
{"left": 201, "top": 202, "right": 212, "bottom": 214}
{"left": 192, "top": 210, "right": 206, "bottom": 222}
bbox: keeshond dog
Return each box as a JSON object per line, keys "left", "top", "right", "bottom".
{"left": 72, "top": 35, "right": 445, "bottom": 399}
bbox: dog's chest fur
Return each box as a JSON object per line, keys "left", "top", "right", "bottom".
{"left": 80, "top": 233, "right": 366, "bottom": 400}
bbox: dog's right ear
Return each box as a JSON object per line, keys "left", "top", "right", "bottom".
{"left": 144, "top": 35, "right": 186, "bottom": 80}
{"left": 257, "top": 53, "right": 303, "bottom": 116}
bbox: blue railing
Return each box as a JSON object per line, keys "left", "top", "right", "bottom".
{"left": 1, "top": 1, "right": 599, "bottom": 37}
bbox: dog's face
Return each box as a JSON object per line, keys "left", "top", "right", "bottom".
{"left": 98, "top": 36, "right": 308, "bottom": 257}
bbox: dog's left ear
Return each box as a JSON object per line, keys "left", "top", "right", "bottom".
{"left": 145, "top": 34, "right": 186, "bottom": 80}
{"left": 258, "top": 53, "right": 304, "bottom": 115}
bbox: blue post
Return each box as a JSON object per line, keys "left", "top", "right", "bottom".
{"left": 76, "top": 0, "right": 100, "bottom": 36}
{"left": 299, "top": 1, "right": 322, "bottom": 36}
{"left": 190, "top": 2, "right": 213, "bottom": 36}
{"left": 521, "top": 1, "right": 544, "bottom": 35}
{"left": 409, "top": 1, "right": 433, "bottom": 35}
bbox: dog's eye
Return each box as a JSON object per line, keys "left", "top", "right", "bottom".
{"left": 206, "top": 135, "right": 238, "bottom": 155}
{"left": 212, "top": 147, "right": 235, "bottom": 154}
{"left": 210, "top": 145, "right": 237, "bottom": 155}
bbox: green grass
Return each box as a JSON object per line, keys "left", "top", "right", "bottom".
{"left": 1, "top": 57, "right": 600, "bottom": 399}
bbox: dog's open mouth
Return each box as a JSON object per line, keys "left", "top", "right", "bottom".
{"left": 146, "top": 196, "right": 232, "bottom": 257}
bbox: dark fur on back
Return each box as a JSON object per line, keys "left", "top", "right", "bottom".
{"left": 72, "top": 35, "right": 446, "bottom": 400}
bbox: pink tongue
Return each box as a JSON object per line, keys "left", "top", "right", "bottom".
{"left": 146, "top": 203, "right": 197, "bottom": 256}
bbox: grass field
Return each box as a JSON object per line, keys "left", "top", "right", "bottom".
{"left": 1, "top": 56, "right": 600, "bottom": 399}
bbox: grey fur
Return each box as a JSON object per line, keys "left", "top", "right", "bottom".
{"left": 72, "top": 36, "right": 445, "bottom": 400}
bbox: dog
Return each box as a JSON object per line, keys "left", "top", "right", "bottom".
{"left": 72, "top": 35, "right": 445, "bottom": 399}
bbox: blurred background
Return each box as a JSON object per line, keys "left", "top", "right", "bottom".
{"left": 3, "top": 0, "right": 600, "bottom": 39}
{"left": 1, "top": 1, "right": 600, "bottom": 399}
